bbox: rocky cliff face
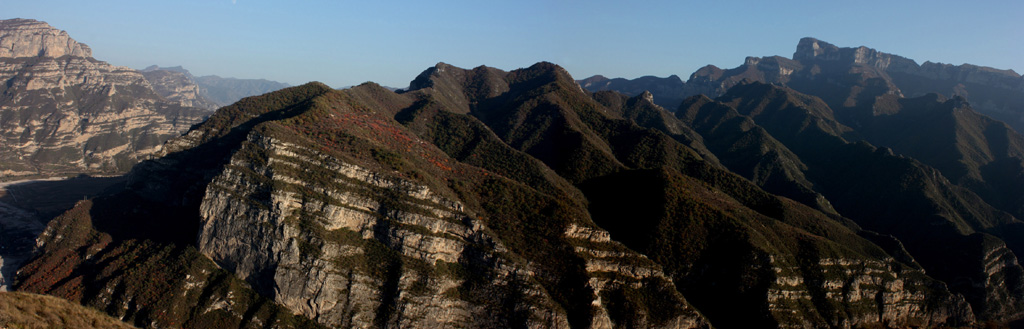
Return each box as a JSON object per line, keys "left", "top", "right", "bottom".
{"left": 793, "top": 37, "right": 919, "bottom": 71}
{"left": 196, "top": 133, "right": 574, "bottom": 328}
{"left": 715, "top": 82, "right": 1024, "bottom": 323}
{"left": 0, "top": 19, "right": 207, "bottom": 178}
{"left": 0, "top": 19, "right": 91, "bottom": 58}
{"left": 140, "top": 66, "right": 219, "bottom": 110}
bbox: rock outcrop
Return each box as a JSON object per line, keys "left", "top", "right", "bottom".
{"left": 0, "top": 19, "right": 207, "bottom": 178}
{"left": 0, "top": 19, "right": 91, "bottom": 58}
{"left": 793, "top": 37, "right": 919, "bottom": 71}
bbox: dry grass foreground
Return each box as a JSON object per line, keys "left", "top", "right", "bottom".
{"left": 0, "top": 291, "right": 137, "bottom": 329}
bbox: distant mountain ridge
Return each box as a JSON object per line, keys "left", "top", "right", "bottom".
{"left": 580, "top": 37, "right": 1024, "bottom": 134}
{"left": 139, "top": 66, "right": 220, "bottom": 110}
{"left": 578, "top": 74, "right": 685, "bottom": 109}
{"left": 141, "top": 65, "right": 290, "bottom": 107}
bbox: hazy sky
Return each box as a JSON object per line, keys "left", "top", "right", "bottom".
{"left": 7, "top": 0, "right": 1022, "bottom": 88}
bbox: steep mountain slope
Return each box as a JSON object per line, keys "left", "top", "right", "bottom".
{"left": 393, "top": 62, "right": 975, "bottom": 327}
{"left": 851, "top": 93, "right": 1024, "bottom": 219}
{"left": 13, "top": 62, "right": 996, "bottom": 328}
{"left": 16, "top": 80, "right": 711, "bottom": 328}
{"left": 675, "top": 94, "right": 833, "bottom": 214}
{"left": 0, "top": 19, "right": 207, "bottom": 178}
{"left": 14, "top": 84, "right": 335, "bottom": 329}
{"left": 716, "top": 82, "right": 1024, "bottom": 322}
{"left": 688, "top": 50, "right": 1024, "bottom": 243}
{"left": 586, "top": 38, "right": 1024, "bottom": 264}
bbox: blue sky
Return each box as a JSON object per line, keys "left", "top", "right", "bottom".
{"left": 7, "top": 0, "right": 1022, "bottom": 88}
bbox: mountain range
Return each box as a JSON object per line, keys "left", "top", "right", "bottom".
{"left": 4, "top": 20, "right": 1024, "bottom": 329}
{"left": 0, "top": 19, "right": 207, "bottom": 178}
{"left": 580, "top": 37, "right": 1024, "bottom": 135}
{"left": 0, "top": 19, "right": 289, "bottom": 180}
{"left": 141, "top": 65, "right": 290, "bottom": 108}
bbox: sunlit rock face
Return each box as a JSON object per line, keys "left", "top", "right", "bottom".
{"left": 0, "top": 19, "right": 92, "bottom": 58}
{"left": 0, "top": 18, "right": 206, "bottom": 178}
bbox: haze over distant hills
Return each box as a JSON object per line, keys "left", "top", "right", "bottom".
{"left": 581, "top": 37, "right": 1024, "bottom": 134}
{"left": 578, "top": 75, "right": 685, "bottom": 110}
{"left": 141, "top": 65, "right": 290, "bottom": 107}
{"left": 4, "top": 19, "right": 1024, "bottom": 329}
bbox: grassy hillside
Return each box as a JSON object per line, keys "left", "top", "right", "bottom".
{"left": 0, "top": 291, "right": 138, "bottom": 329}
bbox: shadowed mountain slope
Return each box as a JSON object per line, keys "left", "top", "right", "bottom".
{"left": 716, "top": 82, "right": 1024, "bottom": 321}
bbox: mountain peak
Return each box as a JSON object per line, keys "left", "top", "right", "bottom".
{"left": 793, "top": 37, "right": 839, "bottom": 62}
{"left": 690, "top": 65, "right": 724, "bottom": 80}
{"left": 640, "top": 90, "right": 655, "bottom": 103}
{"left": 433, "top": 61, "right": 456, "bottom": 71}
{"left": 793, "top": 37, "right": 917, "bottom": 71}
{"left": 0, "top": 18, "right": 92, "bottom": 58}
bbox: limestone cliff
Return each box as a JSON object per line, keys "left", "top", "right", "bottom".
{"left": 0, "top": 19, "right": 206, "bottom": 178}
{"left": 0, "top": 18, "right": 91, "bottom": 58}
{"left": 140, "top": 66, "right": 219, "bottom": 110}
{"left": 793, "top": 37, "right": 919, "bottom": 72}
{"left": 197, "top": 133, "right": 574, "bottom": 328}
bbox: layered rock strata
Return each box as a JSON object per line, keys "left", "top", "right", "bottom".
{"left": 0, "top": 19, "right": 206, "bottom": 178}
